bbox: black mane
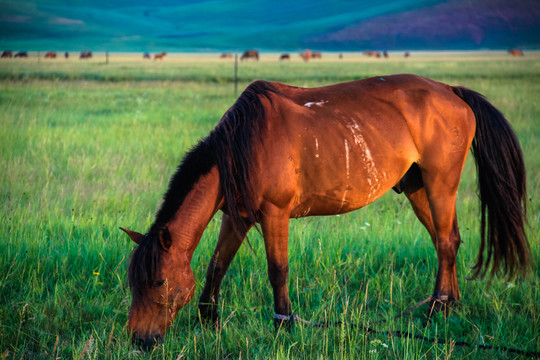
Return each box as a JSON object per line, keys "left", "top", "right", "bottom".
{"left": 152, "top": 139, "right": 217, "bottom": 233}
{"left": 128, "top": 80, "right": 280, "bottom": 297}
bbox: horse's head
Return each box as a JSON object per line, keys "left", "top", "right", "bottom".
{"left": 121, "top": 227, "right": 195, "bottom": 349}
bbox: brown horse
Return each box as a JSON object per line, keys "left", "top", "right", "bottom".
{"left": 241, "top": 50, "right": 259, "bottom": 61}
{"left": 363, "top": 50, "right": 381, "bottom": 58}
{"left": 154, "top": 52, "right": 167, "bottom": 60}
{"left": 508, "top": 49, "right": 524, "bottom": 56}
{"left": 122, "top": 74, "right": 529, "bottom": 348}
{"left": 79, "top": 51, "right": 92, "bottom": 59}
{"left": 300, "top": 49, "right": 312, "bottom": 62}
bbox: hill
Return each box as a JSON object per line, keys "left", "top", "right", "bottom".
{"left": 0, "top": 0, "right": 539, "bottom": 51}
{"left": 306, "top": 0, "right": 540, "bottom": 50}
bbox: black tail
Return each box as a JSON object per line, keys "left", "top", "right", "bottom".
{"left": 453, "top": 86, "right": 529, "bottom": 279}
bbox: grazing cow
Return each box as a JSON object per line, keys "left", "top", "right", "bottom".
{"left": 279, "top": 53, "right": 290, "bottom": 61}
{"left": 64, "top": 52, "right": 69, "bottom": 59}
{"left": 508, "top": 49, "right": 524, "bottom": 56}
{"left": 339, "top": 53, "right": 343, "bottom": 59}
{"left": 154, "top": 52, "right": 167, "bottom": 60}
{"left": 404, "top": 52, "right": 410, "bottom": 58}
{"left": 14, "top": 52, "right": 28, "bottom": 58}
{"left": 80, "top": 51, "right": 92, "bottom": 59}
{"left": 241, "top": 50, "right": 259, "bottom": 61}
{"left": 383, "top": 51, "right": 389, "bottom": 58}
{"left": 1, "top": 51, "right": 13, "bottom": 58}
{"left": 45, "top": 52, "right": 57, "bottom": 59}
{"left": 220, "top": 53, "right": 233, "bottom": 59}
{"left": 143, "top": 52, "right": 151, "bottom": 59}
{"left": 312, "top": 51, "right": 322, "bottom": 59}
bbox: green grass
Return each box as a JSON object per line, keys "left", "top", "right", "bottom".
{"left": 1, "top": 54, "right": 538, "bottom": 359}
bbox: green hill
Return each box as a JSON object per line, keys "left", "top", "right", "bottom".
{"left": 1, "top": 0, "right": 538, "bottom": 51}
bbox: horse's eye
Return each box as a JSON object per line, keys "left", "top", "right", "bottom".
{"left": 154, "top": 280, "right": 165, "bottom": 287}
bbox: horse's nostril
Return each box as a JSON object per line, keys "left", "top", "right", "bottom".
{"left": 132, "top": 334, "right": 157, "bottom": 350}
{"left": 132, "top": 336, "right": 144, "bottom": 348}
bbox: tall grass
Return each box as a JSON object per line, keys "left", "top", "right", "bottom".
{"left": 0, "top": 54, "right": 538, "bottom": 359}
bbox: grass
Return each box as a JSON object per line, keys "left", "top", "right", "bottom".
{"left": 0, "top": 52, "right": 538, "bottom": 359}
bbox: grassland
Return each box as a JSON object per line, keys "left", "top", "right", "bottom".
{"left": 0, "top": 52, "right": 539, "bottom": 359}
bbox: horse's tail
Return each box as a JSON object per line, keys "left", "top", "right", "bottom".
{"left": 452, "top": 86, "right": 530, "bottom": 279}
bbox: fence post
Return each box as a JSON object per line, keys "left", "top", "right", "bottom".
{"left": 234, "top": 53, "right": 238, "bottom": 97}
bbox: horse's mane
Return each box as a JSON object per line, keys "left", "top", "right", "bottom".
{"left": 212, "top": 80, "right": 280, "bottom": 235}
{"left": 128, "top": 80, "right": 279, "bottom": 297}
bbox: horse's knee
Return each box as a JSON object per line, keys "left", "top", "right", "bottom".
{"left": 206, "top": 262, "right": 227, "bottom": 281}
{"left": 450, "top": 224, "right": 461, "bottom": 250}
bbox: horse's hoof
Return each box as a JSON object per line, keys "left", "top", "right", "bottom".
{"left": 274, "top": 314, "right": 295, "bottom": 332}
{"left": 424, "top": 294, "right": 459, "bottom": 326}
{"left": 198, "top": 307, "right": 220, "bottom": 328}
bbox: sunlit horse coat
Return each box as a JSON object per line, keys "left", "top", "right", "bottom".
{"left": 122, "top": 74, "right": 529, "bottom": 348}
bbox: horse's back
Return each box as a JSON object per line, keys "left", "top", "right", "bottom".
{"left": 254, "top": 75, "right": 475, "bottom": 217}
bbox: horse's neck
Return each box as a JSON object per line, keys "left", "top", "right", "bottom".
{"left": 165, "top": 166, "right": 222, "bottom": 261}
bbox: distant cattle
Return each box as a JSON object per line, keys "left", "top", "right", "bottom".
{"left": 404, "top": 52, "right": 410, "bottom": 58}
{"left": 279, "top": 53, "right": 290, "bottom": 61}
{"left": 220, "top": 53, "right": 233, "bottom": 59}
{"left": 1, "top": 51, "right": 13, "bottom": 58}
{"left": 14, "top": 51, "right": 28, "bottom": 58}
{"left": 508, "top": 49, "right": 524, "bottom": 56}
{"left": 363, "top": 50, "right": 381, "bottom": 58}
{"left": 79, "top": 51, "right": 92, "bottom": 59}
{"left": 64, "top": 52, "right": 69, "bottom": 59}
{"left": 143, "top": 52, "right": 151, "bottom": 59}
{"left": 45, "top": 52, "right": 57, "bottom": 59}
{"left": 312, "top": 51, "right": 322, "bottom": 59}
{"left": 241, "top": 50, "right": 259, "bottom": 61}
{"left": 339, "top": 53, "right": 343, "bottom": 59}
{"left": 383, "top": 51, "right": 389, "bottom": 58}
{"left": 154, "top": 52, "right": 167, "bottom": 60}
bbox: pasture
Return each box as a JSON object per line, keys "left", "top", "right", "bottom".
{"left": 0, "top": 52, "right": 538, "bottom": 359}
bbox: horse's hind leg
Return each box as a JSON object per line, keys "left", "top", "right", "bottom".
{"left": 198, "top": 213, "right": 252, "bottom": 323}
{"left": 402, "top": 165, "right": 461, "bottom": 315}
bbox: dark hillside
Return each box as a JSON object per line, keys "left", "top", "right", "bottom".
{"left": 305, "top": 0, "right": 540, "bottom": 50}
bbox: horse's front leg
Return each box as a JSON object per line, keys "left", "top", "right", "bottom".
{"left": 260, "top": 203, "right": 293, "bottom": 329}
{"left": 198, "top": 213, "right": 252, "bottom": 324}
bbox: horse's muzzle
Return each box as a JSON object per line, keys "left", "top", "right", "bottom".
{"left": 133, "top": 333, "right": 163, "bottom": 350}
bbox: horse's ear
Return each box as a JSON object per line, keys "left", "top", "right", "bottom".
{"left": 119, "top": 227, "right": 144, "bottom": 245}
{"left": 159, "top": 227, "right": 172, "bottom": 251}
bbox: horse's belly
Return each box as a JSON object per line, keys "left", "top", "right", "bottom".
{"left": 290, "top": 170, "right": 398, "bottom": 218}
{"left": 289, "top": 137, "right": 413, "bottom": 218}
